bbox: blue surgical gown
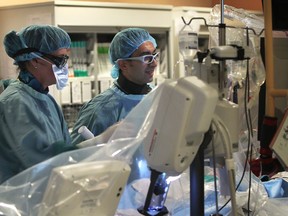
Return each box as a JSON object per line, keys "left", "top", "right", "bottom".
{"left": 0, "top": 80, "right": 72, "bottom": 183}
{"left": 71, "top": 84, "right": 145, "bottom": 145}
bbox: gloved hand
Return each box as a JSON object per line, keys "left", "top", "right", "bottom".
{"left": 76, "top": 122, "right": 121, "bottom": 148}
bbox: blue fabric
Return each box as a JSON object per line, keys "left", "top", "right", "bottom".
{"left": 0, "top": 81, "right": 72, "bottom": 183}
{"left": 0, "top": 79, "right": 15, "bottom": 90}
{"left": 3, "top": 24, "right": 71, "bottom": 64}
{"left": 263, "top": 178, "right": 288, "bottom": 198}
{"left": 71, "top": 84, "right": 145, "bottom": 145}
{"left": 18, "top": 70, "right": 48, "bottom": 93}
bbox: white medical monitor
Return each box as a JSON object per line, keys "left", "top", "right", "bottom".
{"left": 39, "top": 160, "right": 131, "bottom": 216}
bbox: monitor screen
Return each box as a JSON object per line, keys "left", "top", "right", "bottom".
{"left": 270, "top": 110, "right": 288, "bottom": 170}
{"left": 263, "top": 0, "right": 288, "bottom": 31}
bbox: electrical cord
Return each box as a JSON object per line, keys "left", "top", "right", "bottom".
{"left": 244, "top": 59, "right": 253, "bottom": 216}
{"left": 217, "top": 55, "right": 259, "bottom": 216}
{"left": 211, "top": 129, "right": 220, "bottom": 215}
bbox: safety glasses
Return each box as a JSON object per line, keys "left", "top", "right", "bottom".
{"left": 119, "top": 52, "right": 160, "bottom": 64}
{"left": 42, "top": 53, "right": 69, "bottom": 69}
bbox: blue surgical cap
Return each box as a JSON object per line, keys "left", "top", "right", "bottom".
{"left": 109, "top": 28, "right": 157, "bottom": 79}
{"left": 3, "top": 24, "right": 71, "bottom": 64}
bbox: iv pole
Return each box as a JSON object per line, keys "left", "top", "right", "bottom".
{"left": 218, "top": 0, "right": 227, "bottom": 99}
{"left": 189, "top": 1, "right": 231, "bottom": 216}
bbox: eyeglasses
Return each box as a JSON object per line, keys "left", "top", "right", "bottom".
{"left": 42, "top": 53, "right": 69, "bottom": 69}
{"left": 119, "top": 52, "right": 160, "bottom": 64}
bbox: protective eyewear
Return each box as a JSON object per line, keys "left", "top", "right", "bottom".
{"left": 121, "top": 52, "right": 160, "bottom": 64}
{"left": 42, "top": 53, "right": 69, "bottom": 69}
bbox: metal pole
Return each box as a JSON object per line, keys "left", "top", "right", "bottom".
{"left": 190, "top": 144, "right": 205, "bottom": 216}
{"left": 218, "top": 0, "right": 226, "bottom": 98}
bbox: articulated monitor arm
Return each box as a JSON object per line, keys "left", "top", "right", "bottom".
{"left": 138, "top": 76, "right": 218, "bottom": 215}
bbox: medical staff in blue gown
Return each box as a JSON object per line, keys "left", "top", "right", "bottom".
{"left": 71, "top": 28, "right": 159, "bottom": 145}
{"left": 0, "top": 25, "right": 75, "bottom": 183}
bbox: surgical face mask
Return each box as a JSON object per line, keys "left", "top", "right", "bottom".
{"left": 32, "top": 53, "right": 69, "bottom": 90}
{"left": 52, "top": 63, "right": 69, "bottom": 90}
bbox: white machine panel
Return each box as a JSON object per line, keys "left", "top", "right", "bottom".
{"left": 143, "top": 76, "right": 218, "bottom": 176}
{"left": 39, "top": 160, "right": 131, "bottom": 216}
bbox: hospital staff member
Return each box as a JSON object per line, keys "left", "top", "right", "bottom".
{"left": 0, "top": 25, "right": 74, "bottom": 183}
{"left": 71, "top": 28, "right": 159, "bottom": 145}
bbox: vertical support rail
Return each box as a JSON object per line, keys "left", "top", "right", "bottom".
{"left": 263, "top": 0, "right": 275, "bottom": 117}
{"left": 218, "top": 0, "right": 226, "bottom": 98}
